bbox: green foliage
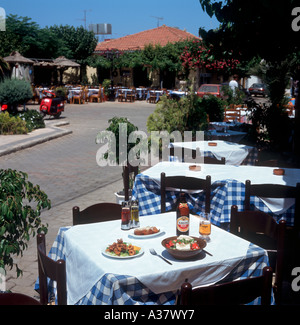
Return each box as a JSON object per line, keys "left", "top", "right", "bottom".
{"left": 0, "top": 112, "right": 28, "bottom": 135}
{"left": 102, "top": 79, "right": 111, "bottom": 96}
{"left": 0, "top": 15, "right": 97, "bottom": 62}
{"left": 17, "top": 109, "right": 45, "bottom": 133}
{"left": 96, "top": 116, "right": 139, "bottom": 165}
{"left": 147, "top": 94, "right": 208, "bottom": 136}
{"left": 0, "top": 78, "right": 33, "bottom": 106}
{"left": 200, "top": 95, "right": 224, "bottom": 122}
{"left": 0, "top": 169, "right": 51, "bottom": 276}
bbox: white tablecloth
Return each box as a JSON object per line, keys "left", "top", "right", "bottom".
{"left": 170, "top": 140, "right": 254, "bottom": 165}
{"left": 64, "top": 212, "right": 253, "bottom": 305}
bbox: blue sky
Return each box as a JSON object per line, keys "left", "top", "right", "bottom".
{"left": 0, "top": 0, "right": 220, "bottom": 38}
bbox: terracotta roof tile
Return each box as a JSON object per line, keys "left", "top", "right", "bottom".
{"left": 95, "top": 25, "right": 199, "bottom": 52}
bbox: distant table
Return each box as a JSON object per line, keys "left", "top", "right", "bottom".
{"left": 36, "top": 212, "right": 271, "bottom": 305}
{"left": 132, "top": 162, "right": 299, "bottom": 227}
{"left": 169, "top": 140, "right": 257, "bottom": 165}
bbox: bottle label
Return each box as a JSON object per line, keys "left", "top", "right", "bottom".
{"left": 177, "top": 216, "right": 189, "bottom": 233}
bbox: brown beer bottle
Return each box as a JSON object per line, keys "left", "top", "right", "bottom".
{"left": 176, "top": 193, "right": 189, "bottom": 236}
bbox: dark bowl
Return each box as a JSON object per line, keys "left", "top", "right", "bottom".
{"left": 161, "top": 236, "right": 206, "bottom": 260}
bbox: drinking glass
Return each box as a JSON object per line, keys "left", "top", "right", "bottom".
{"left": 199, "top": 213, "right": 211, "bottom": 241}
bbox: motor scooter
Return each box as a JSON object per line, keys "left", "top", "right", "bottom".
{"left": 39, "top": 90, "right": 64, "bottom": 119}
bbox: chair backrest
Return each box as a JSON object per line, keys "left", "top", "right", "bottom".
{"left": 160, "top": 172, "right": 211, "bottom": 213}
{"left": 204, "top": 156, "right": 226, "bottom": 165}
{"left": 180, "top": 266, "right": 273, "bottom": 305}
{"left": 224, "top": 107, "right": 241, "bottom": 122}
{"left": 244, "top": 179, "right": 300, "bottom": 230}
{"left": 72, "top": 202, "right": 122, "bottom": 225}
{"left": 0, "top": 292, "right": 42, "bottom": 305}
{"left": 230, "top": 205, "right": 285, "bottom": 304}
{"left": 123, "top": 164, "right": 139, "bottom": 201}
{"left": 37, "top": 233, "right": 67, "bottom": 305}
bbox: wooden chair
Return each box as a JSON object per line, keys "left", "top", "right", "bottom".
{"left": 180, "top": 266, "right": 273, "bottom": 305}
{"left": 230, "top": 205, "right": 285, "bottom": 304}
{"left": 0, "top": 292, "right": 41, "bottom": 305}
{"left": 89, "top": 85, "right": 103, "bottom": 103}
{"left": 244, "top": 180, "right": 300, "bottom": 231}
{"left": 72, "top": 88, "right": 85, "bottom": 104}
{"left": 37, "top": 233, "right": 67, "bottom": 305}
{"left": 148, "top": 90, "right": 157, "bottom": 103}
{"left": 117, "top": 89, "right": 125, "bottom": 102}
{"left": 127, "top": 88, "right": 136, "bottom": 102}
{"left": 224, "top": 107, "right": 241, "bottom": 122}
{"left": 160, "top": 172, "right": 211, "bottom": 213}
{"left": 72, "top": 203, "right": 122, "bottom": 225}
{"left": 123, "top": 164, "right": 139, "bottom": 201}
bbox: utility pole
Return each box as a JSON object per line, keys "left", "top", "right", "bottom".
{"left": 78, "top": 9, "right": 92, "bottom": 29}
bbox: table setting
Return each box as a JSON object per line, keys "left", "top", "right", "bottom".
{"left": 36, "top": 212, "right": 271, "bottom": 305}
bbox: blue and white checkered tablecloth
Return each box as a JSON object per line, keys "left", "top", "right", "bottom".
{"left": 131, "top": 176, "right": 295, "bottom": 228}
{"left": 35, "top": 227, "right": 272, "bottom": 305}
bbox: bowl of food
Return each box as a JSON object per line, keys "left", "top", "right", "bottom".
{"left": 161, "top": 235, "right": 206, "bottom": 260}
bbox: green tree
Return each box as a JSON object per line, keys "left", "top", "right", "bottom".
{"left": 199, "top": 0, "right": 300, "bottom": 153}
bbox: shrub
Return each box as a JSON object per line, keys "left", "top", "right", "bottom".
{"left": 0, "top": 112, "right": 28, "bottom": 135}
{"left": 0, "top": 78, "right": 33, "bottom": 113}
{"left": 147, "top": 93, "right": 208, "bottom": 136}
{"left": 17, "top": 109, "right": 45, "bottom": 132}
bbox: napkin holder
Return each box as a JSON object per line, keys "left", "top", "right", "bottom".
{"left": 189, "top": 165, "right": 201, "bottom": 171}
{"left": 273, "top": 168, "right": 285, "bottom": 176}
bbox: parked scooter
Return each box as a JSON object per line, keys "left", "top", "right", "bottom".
{"left": 39, "top": 90, "right": 64, "bottom": 119}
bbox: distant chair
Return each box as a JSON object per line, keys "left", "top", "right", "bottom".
{"left": 224, "top": 105, "right": 241, "bottom": 122}
{"left": 89, "top": 85, "right": 103, "bottom": 103}
{"left": 72, "top": 88, "right": 85, "bottom": 104}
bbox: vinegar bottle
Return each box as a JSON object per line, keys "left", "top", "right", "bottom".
{"left": 176, "top": 193, "right": 190, "bottom": 236}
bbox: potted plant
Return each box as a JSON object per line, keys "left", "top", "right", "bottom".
{"left": 0, "top": 169, "right": 51, "bottom": 278}
{"left": 102, "top": 79, "right": 111, "bottom": 101}
{"left": 96, "top": 117, "right": 142, "bottom": 203}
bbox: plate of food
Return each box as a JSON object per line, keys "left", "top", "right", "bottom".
{"left": 102, "top": 238, "right": 143, "bottom": 259}
{"left": 129, "top": 226, "right": 164, "bottom": 239}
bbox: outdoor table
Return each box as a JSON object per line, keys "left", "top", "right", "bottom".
{"left": 169, "top": 140, "right": 257, "bottom": 165}
{"left": 35, "top": 212, "right": 271, "bottom": 305}
{"left": 131, "top": 162, "right": 299, "bottom": 227}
